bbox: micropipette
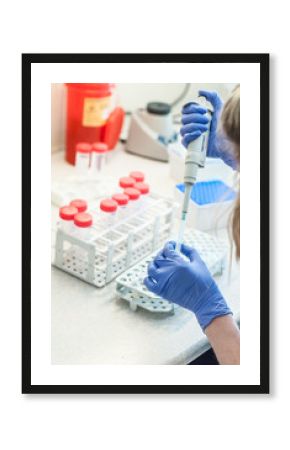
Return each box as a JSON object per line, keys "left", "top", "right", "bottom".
{"left": 176, "top": 96, "right": 212, "bottom": 252}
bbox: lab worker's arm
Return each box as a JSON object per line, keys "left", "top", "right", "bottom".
{"left": 144, "top": 242, "right": 239, "bottom": 365}
{"left": 205, "top": 315, "right": 240, "bottom": 365}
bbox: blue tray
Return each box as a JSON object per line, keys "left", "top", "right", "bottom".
{"left": 176, "top": 180, "right": 236, "bottom": 206}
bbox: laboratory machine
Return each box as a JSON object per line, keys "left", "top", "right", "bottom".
{"left": 126, "top": 101, "right": 177, "bottom": 161}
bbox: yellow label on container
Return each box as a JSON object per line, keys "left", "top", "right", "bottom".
{"left": 82, "top": 97, "right": 111, "bottom": 127}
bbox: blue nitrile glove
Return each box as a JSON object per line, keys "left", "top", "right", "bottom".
{"left": 180, "top": 90, "right": 237, "bottom": 169}
{"left": 144, "top": 241, "right": 232, "bottom": 331}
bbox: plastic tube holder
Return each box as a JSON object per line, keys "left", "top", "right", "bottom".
{"left": 53, "top": 194, "right": 176, "bottom": 287}
{"left": 116, "top": 229, "right": 227, "bottom": 314}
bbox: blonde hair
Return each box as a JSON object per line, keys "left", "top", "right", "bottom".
{"left": 221, "top": 86, "right": 240, "bottom": 259}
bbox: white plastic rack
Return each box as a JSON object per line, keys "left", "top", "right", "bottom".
{"left": 116, "top": 229, "right": 228, "bottom": 314}
{"left": 53, "top": 194, "right": 176, "bottom": 287}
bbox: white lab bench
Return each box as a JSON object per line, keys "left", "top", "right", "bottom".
{"left": 51, "top": 145, "right": 240, "bottom": 365}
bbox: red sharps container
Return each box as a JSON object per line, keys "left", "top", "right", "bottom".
{"left": 65, "top": 84, "right": 124, "bottom": 165}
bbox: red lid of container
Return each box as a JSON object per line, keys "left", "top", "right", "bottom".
{"left": 134, "top": 182, "right": 150, "bottom": 195}
{"left": 70, "top": 199, "right": 88, "bottom": 213}
{"left": 74, "top": 212, "right": 93, "bottom": 228}
{"left": 92, "top": 142, "right": 108, "bottom": 153}
{"left": 100, "top": 199, "right": 118, "bottom": 212}
{"left": 119, "top": 177, "right": 135, "bottom": 188}
{"left": 59, "top": 205, "right": 78, "bottom": 221}
{"left": 123, "top": 188, "right": 140, "bottom": 201}
{"left": 66, "top": 84, "right": 114, "bottom": 96}
{"left": 75, "top": 143, "right": 91, "bottom": 154}
{"left": 130, "top": 171, "right": 145, "bottom": 182}
{"left": 112, "top": 193, "right": 129, "bottom": 206}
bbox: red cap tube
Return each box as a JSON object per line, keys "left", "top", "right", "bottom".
{"left": 123, "top": 188, "right": 140, "bottom": 201}
{"left": 59, "top": 205, "right": 78, "bottom": 221}
{"left": 100, "top": 199, "right": 118, "bottom": 213}
{"left": 119, "top": 177, "right": 135, "bottom": 188}
{"left": 112, "top": 193, "right": 129, "bottom": 206}
{"left": 134, "top": 182, "right": 150, "bottom": 195}
{"left": 92, "top": 142, "right": 108, "bottom": 153}
{"left": 76, "top": 143, "right": 92, "bottom": 154}
{"left": 130, "top": 171, "right": 145, "bottom": 182}
{"left": 74, "top": 212, "right": 93, "bottom": 228}
{"left": 70, "top": 199, "right": 88, "bottom": 213}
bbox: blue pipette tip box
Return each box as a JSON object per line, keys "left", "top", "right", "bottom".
{"left": 175, "top": 180, "right": 236, "bottom": 231}
{"left": 176, "top": 180, "right": 236, "bottom": 206}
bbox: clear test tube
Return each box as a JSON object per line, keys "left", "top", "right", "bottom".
{"left": 130, "top": 171, "right": 145, "bottom": 183}
{"left": 123, "top": 187, "right": 141, "bottom": 213}
{"left": 73, "top": 212, "right": 93, "bottom": 241}
{"left": 59, "top": 205, "right": 78, "bottom": 234}
{"left": 134, "top": 182, "right": 150, "bottom": 207}
{"left": 75, "top": 143, "right": 92, "bottom": 175}
{"left": 91, "top": 142, "right": 108, "bottom": 173}
{"left": 112, "top": 193, "right": 129, "bottom": 220}
{"left": 69, "top": 199, "right": 88, "bottom": 213}
{"left": 99, "top": 199, "right": 118, "bottom": 231}
{"left": 119, "top": 176, "right": 135, "bottom": 190}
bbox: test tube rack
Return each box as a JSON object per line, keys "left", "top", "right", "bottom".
{"left": 53, "top": 194, "right": 176, "bottom": 287}
{"left": 116, "top": 229, "right": 228, "bottom": 314}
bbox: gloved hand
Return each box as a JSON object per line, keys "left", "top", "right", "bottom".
{"left": 144, "top": 241, "right": 232, "bottom": 330}
{"left": 180, "top": 90, "right": 237, "bottom": 169}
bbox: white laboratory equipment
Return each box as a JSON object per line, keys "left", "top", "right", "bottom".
{"left": 126, "top": 102, "right": 177, "bottom": 162}
{"left": 116, "top": 229, "right": 228, "bottom": 314}
{"left": 53, "top": 193, "right": 176, "bottom": 287}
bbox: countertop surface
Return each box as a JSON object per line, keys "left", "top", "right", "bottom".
{"left": 51, "top": 145, "right": 240, "bottom": 365}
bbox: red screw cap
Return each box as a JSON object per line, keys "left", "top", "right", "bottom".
{"left": 76, "top": 142, "right": 91, "bottom": 154}
{"left": 119, "top": 177, "right": 135, "bottom": 188}
{"left": 59, "top": 205, "right": 78, "bottom": 221}
{"left": 100, "top": 199, "right": 118, "bottom": 212}
{"left": 92, "top": 142, "right": 108, "bottom": 153}
{"left": 123, "top": 188, "right": 140, "bottom": 201}
{"left": 112, "top": 193, "right": 129, "bottom": 206}
{"left": 130, "top": 171, "right": 145, "bottom": 182}
{"left": 74, "top": 212, "right": 93, "bottom": 228}
{"left": 134, "top": 182, "right": 150, "bottom": 195}
{"left": 70, "top": 199, "right": 88, "bottom": 213}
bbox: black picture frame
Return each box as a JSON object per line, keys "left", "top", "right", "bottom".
{"left": 22, "top": 53, "right": 269, "bottom": 394}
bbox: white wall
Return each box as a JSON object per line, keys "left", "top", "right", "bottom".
{"left": 51, "top": 83, "right": 236, "bottom": 152}
{"left": 51, "top": 83, "right": 66, "bottom": 153}
{"left": 117, "top": 83, "right": 236, "bottom": 112}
